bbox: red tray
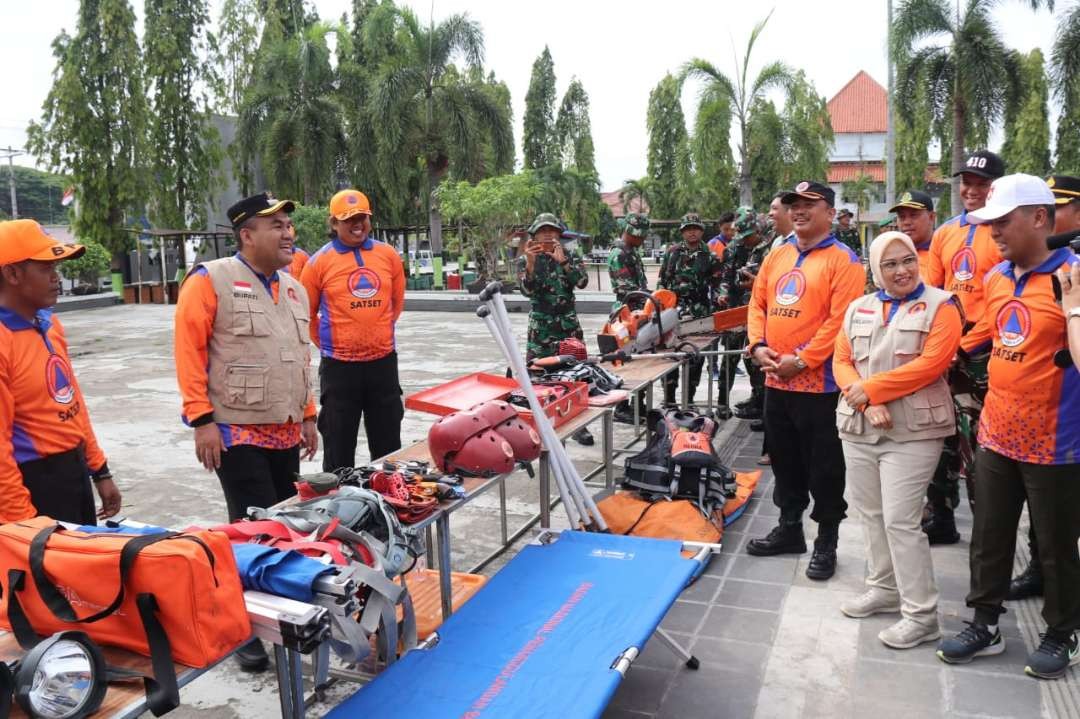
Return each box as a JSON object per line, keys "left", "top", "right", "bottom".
{"left": 405, "top": 373, "right": 590, "bottom": 429}
{"left": 405, "top": 372, "right": 518, "bottom": 416}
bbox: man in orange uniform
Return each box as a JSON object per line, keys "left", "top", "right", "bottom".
{"left": 891, "top": 190, "right": 936, "bottom": 281}
{"left": 287, "top": 246, "right": 310, "bottom": 277}
{"left": 707, "top": 211, "right": 735, "bottom": 259}
{"left": 922, "top": 150, "right": 1006, "bottom": 544}
{"left": 745, "top": 181, "right": 866, "bottom": 580}
{"left": 174, "top": 192, "right": 317, "bottom": 672}
{"left": 937, "top": 174, "right": 1080, "bottom": 679}
{"left": 0, "top": 220, "right": 121, "bottom": 524}
{"left": 300, "top": 189, "right": 406, "bottom": 470}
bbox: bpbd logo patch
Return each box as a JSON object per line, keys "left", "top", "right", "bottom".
{"left": 348, "top": 268, "right": 381, "bottom": 299}
{"left": 997, "top": 300, "right": 1031, "bottom": 348}
{"left": 774, "top": 269, "right": 806, "bottom": 306}
{"left": 45, "top": 354, "right": 75, "bottom": 405}
{"left": 951, "top": 247, "right": 977, "bottom": 282}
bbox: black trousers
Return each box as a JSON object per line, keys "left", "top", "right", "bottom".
{"left": 663, "top": 357, "right": 705, "bottom": 404}
{"left": 215, "top": 444, "right": 300, "bottom": 522}
{"left": 967, "top": 448, "right": 1080, "bottom": 632}
{"left": 764, "top": 389, "right": 847, "bottom": 525}
{"left": 318, "top": 352, "right": 403, "bottom": 471}
{"left": 715, "top": 332, "right": 744, "bottom": 408}
{"left": 19, "top": 447, "right": 96, "bottom": 525}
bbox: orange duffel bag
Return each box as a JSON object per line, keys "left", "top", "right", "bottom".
{"left": 0, "top": 517, "right": 250, "bottom": 695}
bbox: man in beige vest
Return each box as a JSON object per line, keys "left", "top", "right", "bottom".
{"left": 174, "top": 192, "right": 318, "bottom": 671}
{"left": 832, "top": 231, "right": 963, "bottom": 649}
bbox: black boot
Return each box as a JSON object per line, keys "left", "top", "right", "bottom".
{"left": 922, "top": 505, "right": 960, "bottom": 545}
{"left": 806, "top": 525, "right": 839, "bottom": 581}
{"left": 571, "top": 427, "right": 594, "bottom": 446}
{"left": 234, "top": 637, "right": 270, "bottom": 672}
{"left": 1008, "top": 563, "right": 1044, "bottom": 600}
{"left": 613, "top": 401, "right": 639, "bottom": 425}
{"left": 747, "top": 520, "right": 807, "bottom": 556}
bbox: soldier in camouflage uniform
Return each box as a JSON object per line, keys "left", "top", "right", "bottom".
{"left": 718, "top": 207, "right": 769, "bottom": 416}
{"left": 516, "top": 212, "right": 592, "bottom": 443}
{"left": 659, "top": 212, "right": 724, "bottom": 406}
{"left": 835, "top": 208, "right": 861, "bottom": 256}
{"left": 607, "top": 212, "right": 649, "bottom": 310}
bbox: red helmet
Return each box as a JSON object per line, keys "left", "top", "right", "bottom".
{"left": 469, "top": 400, "right": 518, "bottom": 426}
{"left": 428, "top": 409, "right": 515, "bottom": 476}
{"left": 493, "top": 417, "right": 541, "bottom": 462}
{"left": 558, "top": 338, "right": 587, "bottom": 361}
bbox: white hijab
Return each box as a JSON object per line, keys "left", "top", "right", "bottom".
{"left": 868, "top": 231, "right": 919, "bottom": 294}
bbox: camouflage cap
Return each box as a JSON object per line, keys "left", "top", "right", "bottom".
{"left": 624, "top": 212, "right": 650, "bottom": 238}
{"left": 528, "top": 212, "right": 565, "bottom": 236}
{"left": 678, "top": 212, "right": 706, "bottom": 232}
{"left": 733, "top": 206, "right": 758, "bottom": 240}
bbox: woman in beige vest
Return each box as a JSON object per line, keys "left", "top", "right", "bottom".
{"left": 833, "top": 231, "right": 964, "bottom": 649}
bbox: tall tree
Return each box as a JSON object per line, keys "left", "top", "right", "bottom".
{"left": 554, "top": 78, "right": 597, "bottom": 175}
{"left": 683, "top": 10, "right": 794, "bottom": 205}
{"left": 447, "top": 68, "right": 516, "bottom": 183}
{"left": 646, "top": 74, "right": 693, "bottom": 220}
{"left": 523, "top": 47, "right": 557, "bottom": 170}
{"left": 366, "top": 6, "right": 512, "bottom": 253}
{"left": 238, "top": 21, "right": 345, "bottom": 204}
{"left": 212, "top": 0, "right": 261, "bottom": 114}
{"left": 27, "top": 0, "right": 147, "bottom": 286}
{"left": 744, "top": 98, "right": 785, "bottom": 206}
{"left": 893, "top": 87, "right": 933, "bottom": 192}
{"left": 1001, "top": 49, "right": 1051, "bottom": 176}
{"left": 780, "top": 70, "right": 833, "bottom": 187}
{"left": 892, "top": 0, "right": 1054, "bottom": 212}
{"left": 145, "top": 0, "right": 220, "bottom": 230}
{"left": 691, "top": 86, "right": 737, "bottom": 217}
{"left": 1050, "top": 2, "right": 1080, "bottom": 173}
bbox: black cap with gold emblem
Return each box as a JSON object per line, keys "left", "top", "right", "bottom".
{"left": 1046, "top": 175, "right": 1080, "bottom": 205}
{"left": 226, "top": 192, "right": 296, "bottom": 229}
{"left": 888, "top": 190, "right": 934, "bottom": 214}
{"left": 780, "top": 180, "right": 836, "bottom": 207}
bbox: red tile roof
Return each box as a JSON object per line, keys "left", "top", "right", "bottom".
{"left": 601, "top": 190, "right": 648, "bottom": 218}
{"left": 829, "top": 163, "right": 886, "bottom": 183}
{"left": 827, "top": 71, "right": 888, "bottom": 134}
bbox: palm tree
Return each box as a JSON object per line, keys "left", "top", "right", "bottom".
{"left": 618, "top": 178, "right": 651, "bottom": 215}
{"left": 1050, "top": 2, "right": 1080, "bottom": 172}
{"left": 365, "top": 6, "right": 513, "bottom": 254}
{"left": 892, "top": 0, "right": 1054, "bottom": 213}
{"left": 682, "top": 10, "right": 794, "bottom": 206}
{"left": 237, "top": 22, "right": 345, "bottom": 203}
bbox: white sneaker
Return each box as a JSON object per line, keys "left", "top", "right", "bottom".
{"left": 879, "top": 618, "right": 942, "bottom": 649}
{"left": 840, "top": 589, "right": 901, "bottom": 618}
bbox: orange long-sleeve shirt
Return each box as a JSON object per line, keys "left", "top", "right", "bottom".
{"left": 174, "top": 256, "right": 316, "bottom": 450}
{"left": 300, "top": 236, "right": 405, "bottom": 362}
{"left": 747, "top": 235, "right": 867, "bottom": 393}
{"left": 926, "top": 211, "right": 1001, "bottom": 327}
{"left": 284, "top": 247, "right": 309, "bottom": 277}
{"left": 833, "top": 290, "right": 963, "bottom": 406}
{"left": 0, "top": 308, "right": 108, "bottom": 521}
{"left": 960, "top": 248, "right": 1080, "bottom": 465}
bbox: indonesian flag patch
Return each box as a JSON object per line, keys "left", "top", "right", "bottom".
{"left": 234, "top": 281, "right": 252, "bottom": 292}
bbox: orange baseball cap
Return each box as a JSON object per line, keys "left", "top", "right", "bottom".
{"left": 0, "top": 220, "right": 85, "bottom": 265}
{"left": 329, "top": 189, "right": 373, "bottom": 221}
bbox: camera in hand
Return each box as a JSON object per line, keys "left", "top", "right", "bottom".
{"left": 1047, "top": 231, "right": 1080, "bottom": 253}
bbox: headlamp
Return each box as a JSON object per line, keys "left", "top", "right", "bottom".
{"left": 12, "top": 631, "right": 107, "bottom": 719}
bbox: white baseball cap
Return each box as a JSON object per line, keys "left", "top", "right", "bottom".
{"left": 968, "top": 173, "right": 1057, "bottom": 224}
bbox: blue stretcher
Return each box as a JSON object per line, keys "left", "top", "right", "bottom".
{"left": 327, "top": 530, "right": 706, "bottom": 719}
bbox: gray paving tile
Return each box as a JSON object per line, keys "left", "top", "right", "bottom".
{"left": 659, "top": 600, "right": 707, "bottom": 634}
{"left": 702, "top": 551, "right": 733, "bottom": 578}
{"left": 698, "top": 605, "right": 780, "bottom": 644}
{"left": 726, "top": 555, "right": 800, "bottom": 585}
{"left": 609, "top": 666, "right": 674, "bottom": 714}
{"left": 601, "top": 707, "right": 653, "bottom": 719}
{"left": 852, "top": 659, "right": 945, "bottom": 718}
{"left": 634, "top": 632, "right": 683, "bottom": 670}
{"left": 949, "top": 670, "right": 1043, "bottom": 717}
{"left": 680, "top": 576, "right": 721, "bottom": 604}
{"left": 688, "top": 636, "right": 770, "bottom": 674}
{"left": 714, "top": 578, "right": 787, "bottom": 612}
{"left": 656, "top": 664, "right": 759, "bottom": 719}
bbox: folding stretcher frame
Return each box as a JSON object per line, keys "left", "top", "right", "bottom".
{"left": 324, "top": 529, "right": 717, "bottom": 719}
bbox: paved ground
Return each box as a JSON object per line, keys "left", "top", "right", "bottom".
{"left": 53, "top": 303, "right": 1076, "bottom": 717}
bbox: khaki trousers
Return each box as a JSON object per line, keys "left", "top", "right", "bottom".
{"left": 843, "top": 436, "right": 943, "bottom": 624}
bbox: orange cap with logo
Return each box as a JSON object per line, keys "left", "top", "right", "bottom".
{"left": 329, "top": 190, "right": 373, "bottom": 221}
{"left": 0, "top": 220, "right": 85, "bottom": 265}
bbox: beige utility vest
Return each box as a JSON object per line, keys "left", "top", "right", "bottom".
{"left": 200, "top": 257, "right": 311, "bottom": 425}
{"left": 836, "top": 286, "right": 956, "bottom": 444}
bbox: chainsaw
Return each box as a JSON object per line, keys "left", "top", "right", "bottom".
{"left": 597, "top": 290, "right": 749, "bottom": 357}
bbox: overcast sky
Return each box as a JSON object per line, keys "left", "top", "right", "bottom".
{"left": 1, "top": 0, "right": 1064, "bottom": 191}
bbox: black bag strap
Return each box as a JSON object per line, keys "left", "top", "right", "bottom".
{"left": 28, "top": 524, "right": 179, "bottom": 624}
{"left": 135, "top": 593, "right": 180, "bottom": 716}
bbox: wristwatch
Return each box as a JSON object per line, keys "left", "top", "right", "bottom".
{"left": 793, "top": 355, "right": 808, "bottom": 370}
{"left": 1069, "top": 307, "right": 1080, "bottom": 320}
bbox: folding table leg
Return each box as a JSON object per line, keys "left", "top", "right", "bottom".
{"left": 655, "top": 628, "right": 700, "bottom": 670}
{"left": 602, "top": 409, "right": 614, "bottom": 489}
{"left": 274, "top": 644, "right": 307, "bottom": 718}
{"left": 539, "top": 450, "right": 551, "bottom": 528}
{"left": 436, "top": 512, "right": 453, "bottom": 619}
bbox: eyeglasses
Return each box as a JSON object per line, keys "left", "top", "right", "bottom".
{"left": 880, "top": 255, "right": 918, "bottom": 273}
